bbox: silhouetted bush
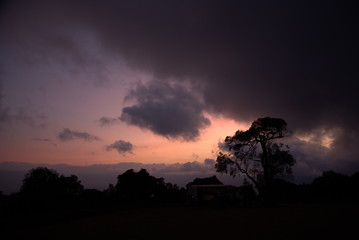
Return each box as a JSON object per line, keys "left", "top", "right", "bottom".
{"left": 112, "top": 169, "right": 185, "bottom": 205}
{"left": 19, "top": 167, "right": 84, "bottom": 210}
{"left": 308, "top": 171, "right": 358, "bottom": 203}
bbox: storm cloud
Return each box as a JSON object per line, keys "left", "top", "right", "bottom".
{"left": 105, "top": 140, "right": 133, "bottom": 155}
{"left": 121, "top": 81, "right": 210, "bottom": 141}
{"left": 2, "top": 1, "right": 358, "bottom": 129}
{"left": 58, "top": 128, "right": 100, "bottom": 142}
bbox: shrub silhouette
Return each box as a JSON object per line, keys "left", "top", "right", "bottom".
{"left": 113, "top": 169, "right": 184, "bottom": 204}
{"left": 20, "top": 167, "right": 83, "bottom": 209}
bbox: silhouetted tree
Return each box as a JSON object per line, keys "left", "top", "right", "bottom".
{"left": 20, "top": 167, "right": 83, "bottom": 209}
{"left": 115, "top": 169, "right": 165, "bottom": 203}
{"left": 215, "top": 117, "right": 296, "bottom": 199}
{"left": 114, "top": 169, "right": 185, "bottom": 204}
{"left": 238, "top": 179, "right": 257, "bottom": 205}
{"left": 311, "top": 170, "right": 351, "bottom": 202}
{"left": 21, "top": 167, "right": 60, "bottom": 198}
{"left": 59, "top": 174, "right": 84, "bottom": 196}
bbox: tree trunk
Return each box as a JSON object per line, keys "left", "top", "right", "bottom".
{"left": 259, "top": 140, "right": 273, "bottom": 206}
{"left": 260, "top": 140, "right": 269, "bottom": 189}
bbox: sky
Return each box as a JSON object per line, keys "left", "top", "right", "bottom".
{"left": 0, "top": 0, "right": 358, "bottom": 193}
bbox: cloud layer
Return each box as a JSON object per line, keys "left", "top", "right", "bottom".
{"left": 3, "top": 1, "right": 358, "bottom": 133}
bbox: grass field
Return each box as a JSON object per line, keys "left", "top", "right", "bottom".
{"left": 7, "top": 204, "right": 359, "bottom": 240}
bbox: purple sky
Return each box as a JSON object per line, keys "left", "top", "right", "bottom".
{"left": 1, "top": 0, "right": 358, "bottom": 193}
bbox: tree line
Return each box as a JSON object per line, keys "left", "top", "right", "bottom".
{"left": 0, "top": 167, "right": 187, "bottom": 214}
{"left": 0, "top": 166, "right": 358, "bottom": 213}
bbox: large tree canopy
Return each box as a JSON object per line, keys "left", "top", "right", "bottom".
{"left": 215, "top": 117, "right": 296, "bottom": 194}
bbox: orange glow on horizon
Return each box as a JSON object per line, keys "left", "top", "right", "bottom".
{"left": 0, "top": 114, "right": 249, "bottom": 166}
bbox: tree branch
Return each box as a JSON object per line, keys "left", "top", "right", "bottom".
{"left": 234, "top": 160, "right": 260, "bottom": 192}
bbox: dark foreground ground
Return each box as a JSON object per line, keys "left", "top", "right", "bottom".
{"left": 4, "top": 204, "right": 359, "bottom": 240}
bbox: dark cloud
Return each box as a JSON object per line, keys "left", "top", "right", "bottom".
{"left": 58, "top": 128, "right": 100, "bottom": 142}
{"left": 283, "top": 135, "right": 359, "bottom": 183}
{"left": 121, "top": 81, "right": 210, "bottom": 141}
{"left": 105, "top": 140, "right": 133, "bottom": 155}
{"left": 97, "top": 117, "right": 121, "bottom": 127}
{"left": 2, "top": 1, "right": 357, "bottom": 129}
{"left": 90, "top": 1, "right": 358, "bottom": 159}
